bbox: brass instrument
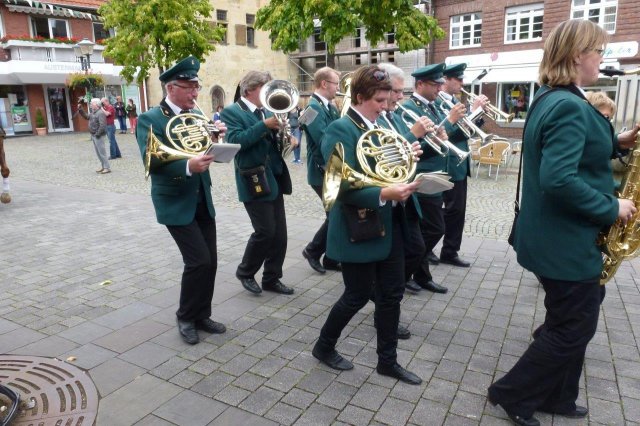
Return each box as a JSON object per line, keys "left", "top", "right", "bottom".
{"left": 396, "top": 104, "right": 470, "bottom": 164}
{"left": 438, "top": 93, "right": 495, "bottom": 145}
{"left": 144, "top": 102, "right": 221, "bottom": 179}
{"left": 259, "top": 79, "right": 299, "bottom": 157}
{"left": 336, "top": 72, "right": 353, "bottom": 117}
{"left": 460, "top": 88, "right": 515, "bottom": 123}
{"left": 322, "top": 128, "right": 417, "bottom": 211}
{"left": 598, "top": 133, "right": 640, "bottom": 284}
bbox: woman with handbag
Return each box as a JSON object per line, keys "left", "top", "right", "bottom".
{"left": 488, "top": 19, "right": 640, "bottom": 426}
{"left": 311, "top": 65, "right": 423, "bottom": 385}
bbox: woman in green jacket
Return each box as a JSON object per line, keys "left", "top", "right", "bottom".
{"left": 487, "top": 19, "right": 639, "bottom": 426}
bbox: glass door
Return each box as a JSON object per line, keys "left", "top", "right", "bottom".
{"left": 45, "top": 86, "right": 72, "bottom": 131}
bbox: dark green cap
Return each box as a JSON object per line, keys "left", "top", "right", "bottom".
{"left": 159, "top": 56, "right": 200, "bottom": 83}
{"left": 411, "top": 63, "right": 445, "bottom": 84}
{"left": 444, "top": 63, "right": 467, "bottom": 79}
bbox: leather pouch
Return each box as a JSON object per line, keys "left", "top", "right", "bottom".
{"left": 342, "top": 204, "right": 385, "bottom": 242}
{"left": 240, "top": 165, "right": 271, "bottom": 197}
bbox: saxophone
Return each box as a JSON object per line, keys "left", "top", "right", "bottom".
{"left": 598, "top": 133, "right": 640, "bottom": 284}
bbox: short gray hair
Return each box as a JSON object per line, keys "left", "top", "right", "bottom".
{"left": 378, "top": 63, "right": 405, "bottom": 81}
{"left": 90, "top": 98, "right": 102, "bottom": 108}
{"left": 239, "top": 71, "right": 272, "bottom": 97}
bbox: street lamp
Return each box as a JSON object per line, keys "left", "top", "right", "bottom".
{"left": 73, "top": 38, "right": 95, "bottom": 72}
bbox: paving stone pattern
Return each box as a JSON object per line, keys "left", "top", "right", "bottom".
{"left": 1, "top": 133, "right": 639, "bottom": 425}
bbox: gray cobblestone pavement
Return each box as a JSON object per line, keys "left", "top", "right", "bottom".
{"left": 1, "top": 133, "right": 639, "bottom": 425}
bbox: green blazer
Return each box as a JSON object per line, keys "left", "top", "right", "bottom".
{"left": 220, "top": 101, "right": 292, "bottom": 203}
{"left": 400, "top": 97, "right": 447, "bottom": 197}
{"left": 302, "top": 94, "right": 340, "bottom": 187}
{"left": 136, "top": 100, "right": 215, "bottom": 226}
{"left": 321, "top": 109, "right": 410, "bottom": 263}
{"left": 514, "top": 85, "right": 619, "bottom": 281}
{"left": 435, "top": 96, "right": 471, "bottom": 181}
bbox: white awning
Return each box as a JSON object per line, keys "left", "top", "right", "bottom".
{"left": 464, "top": 66, "right": 540, "bottom": 85}
{"left": 0, "top": 61, "right": 125, "bottom": 85}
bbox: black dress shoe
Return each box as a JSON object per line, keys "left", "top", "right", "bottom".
{"left": 405, "top": 279, "right": 422, "bottom": 292}
{"left": 539, "top": 405, "right": 588, "bottom": 418}
{"left": 176, "top": 319, "right": 199, "bottom": 345}
{"left": 238, "top": 277, "right": 262, "bottom": 294}
{"left": 262, "top": 280, "right": 294, "bottom": 295}
{"left": 195, "top": 318, "right": 226, "bottom": 334}
{"left": 312, "top": 345, "right": 354, "bottom": 370}
{"left": 439, "top": 255, "right": 471, "bottom": 267}
{"left": 323, "top": 258, "right": 342, "bottom": 271}
{"left": 487, "top": 394, "right": 540, "bottom": 426}
{"left": 302, "top": 249, "right": 326, "bottom": 274}
{"left": 397, "top": 325, "right": 411, "bottom": 340}
{"left": 418, "top": 280, "right": 448, "bottom": 294}
{"left": 376, "top": 363, "right": 422, "bottom": 385}
{"left": 426, "top": 250, "right": 440, "bottom": 265}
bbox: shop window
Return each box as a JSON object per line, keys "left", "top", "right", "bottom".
{"left": 571, "top": 0, "right": 617, "bottom": 33}
{"left": 31, "top": 17, "right": 69, "bottom": 39}
{"left": 450, "top": 13, "right": 482, "bottom": 49}
{"left": 498, "top": 82, "right": 539, "bottom": 120}
{"left": 505, "top": 4, "right": 543, "bottom": 43}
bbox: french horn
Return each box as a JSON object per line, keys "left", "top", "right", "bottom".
{"left": 322, "top": 128, "right": 417, "bottom": 211}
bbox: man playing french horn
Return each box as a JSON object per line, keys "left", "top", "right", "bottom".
{"left": 401, "top": 63, "right": 461, "bottom": 294}
{"left": 135, "top": 56, "right": 227, "bottom": 345}
{"left": 312, "top": 65, "right": 423, "bottom": 385}
{"left": 221, "top": 71, "right": 296, "bottom": 296}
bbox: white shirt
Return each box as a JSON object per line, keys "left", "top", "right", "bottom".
{"left": 314, "top": 92, "right": 331, "bottom": 110}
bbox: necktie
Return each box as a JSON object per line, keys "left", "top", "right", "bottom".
{"left": 254, "top": 108, "right": 264, "bottom": 120}
{"left": 427, "top": 103, "right": 438, "bottom": 117}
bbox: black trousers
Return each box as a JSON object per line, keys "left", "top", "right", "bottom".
{"left": 316, "top": 215, "right": 405, "bottom": 366}
{"left": 403, "top": 204, "right": 426, "bottom": 282}
{"left": 305, "top": 185, "right": 337, "bottom": 264}
{"left": 236, "top": 192, "right": 287, "bottom": 285}
{"left": 166, "top": 201, "right": 217, "bottom": 322}
{"left": 441, "top": 178, "right": 467, "bottom": 259}
{"left": 413, "top": 195, "right": 445, "bottom": 284}
{"left": 488, "top": 276, "right": 604, "bottom": 418}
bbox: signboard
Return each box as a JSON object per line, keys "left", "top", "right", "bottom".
{"left": 11, "top": 106, "right": 29, "bottom": 128}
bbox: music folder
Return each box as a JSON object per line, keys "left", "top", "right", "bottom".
{"left": 413, "top": 171, "right": 454, "bottom": 194}
{"left": 204, "top": 143, "right": 241, "bottom": 163}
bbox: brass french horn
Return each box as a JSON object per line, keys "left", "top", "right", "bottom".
{"left": 322, "top": 128, "right": 417, "bottom": 211}
{"left": 144, "top": 100, "right": 221, "bottom": 179}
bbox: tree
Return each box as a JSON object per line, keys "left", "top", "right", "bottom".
{"left": 98, "top": 0, "right": 226, "bottom": 85}
{"left": 255, "top": 0, "right": 445, "bottom": 54}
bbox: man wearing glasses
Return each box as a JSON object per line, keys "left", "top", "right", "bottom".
{"left": 301, "top": 67, "right": 342, "bottom": 274}
{"left": 135, "top": 56, "right": 227, "bottom": 345}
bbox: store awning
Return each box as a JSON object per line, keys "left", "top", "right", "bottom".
{"left": 0, "top": 61, "right": 125, "bottom": 85}
{"left": 2, "top": 0, "right": 99, "bottom": 21}
{"left": 464, "top": 66, "right": 540, "bottom": 85}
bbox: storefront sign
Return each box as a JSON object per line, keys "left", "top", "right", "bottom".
{"left": 11, "top": 106, "right": 29, "bottom": 127}
{"left": 603, "top": 42, "right": 639, "bottom": 59}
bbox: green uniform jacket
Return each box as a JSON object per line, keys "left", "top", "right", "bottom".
{"left": 435, "top": 96, "right": 471, "bottom": 181}
{"left": 400, "top": 97, "right": 447, "bottom": 197}
{"left": 321, "top": 109, "right": 411, "bottom": 263}
{"left": 220, "top": 102, "right": 292, "bottom": 203}
{"left": 514, "top": 85, "right": 619, "bottom": 281}
{"left": 136, "top": 101, "right": 215, "bottom": 226}
{"left": 302, "top": 95, "right": 340, "bottom": 187}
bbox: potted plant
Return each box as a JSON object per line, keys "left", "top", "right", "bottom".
{"left": 35, "top": 108, "right": 47, "bottom": 136}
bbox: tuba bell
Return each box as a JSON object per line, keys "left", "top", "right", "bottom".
{"left": 322, "top": 128, "right": 417, "bottom": 211}
{"left": 259, "top": 79, "right": 299, "bottom": 158}
{"left": 144, "top": 101, "right": 221, "bottom": 179}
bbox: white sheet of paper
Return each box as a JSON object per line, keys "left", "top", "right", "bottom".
{"left": 413, "top": 172, "right": 454, "bottom": 194}
{"left": 205, "top": 143, "right": 241, "bottom": 163}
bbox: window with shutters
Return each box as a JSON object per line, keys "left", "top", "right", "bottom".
{"left": 235, "top": 24, "right": 247, "bottom": 46}
{"left": 246, "top": 14, "right": 255, "bottom": 47}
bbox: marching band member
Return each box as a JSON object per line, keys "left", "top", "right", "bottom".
{"left": 312, "top": 65, "right": 422, "bottom": 385}
{"left": 436, "top": 63, "right": 487, "bottom": 268}
{"left": 221, "top": 71, "right": 295, "bottom": 296}
{"left": 301, "top": 67, "right": 342, "bottom": 274}
{"left": 135, "top": 56, "right": 227, "bottom": 345}
{"left": 401, "top": 63, "right": 459, "bottom": 294}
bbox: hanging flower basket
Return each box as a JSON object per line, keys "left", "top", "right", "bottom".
{"left": 66, "top": 72, "right": 105, "bottom": 90}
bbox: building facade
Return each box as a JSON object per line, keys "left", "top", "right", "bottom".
{"left": 144, "top": 0, "right": 294, "bottom": 118}
{"left": 0, "top": 0, "right": 140, "bottom": 136}
{"left": 432, "top": 0, "right": 640, "bottom": 137}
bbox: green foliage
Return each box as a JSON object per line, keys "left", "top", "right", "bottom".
{"left": 255, "top": 0, "right": 445, "bottom": 54}
{"left": 66, "top": 72, "right": 105, "bottom": 90}
{"left": 35, "top": 108, "right": 46, "bottom": 128}
{"left": 98, "top": 0, "right": 226, "bottom": 85}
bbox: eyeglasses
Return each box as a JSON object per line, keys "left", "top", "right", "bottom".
{"left": 373, "top": 70, "right": 389, "bottom": 81}
{"left": 324, "top": 80, "right": 339, "bottom": 86}
{"left": 594, "top": 48, "right": 605, "bottom": 57}
{"left": 391, "top": 89, "right": 404, "bottom": 94}
{"left": 172, "top": 83, "right": 203, "bottom": 92}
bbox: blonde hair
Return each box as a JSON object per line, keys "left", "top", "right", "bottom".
{"left": 585, "top": 91, "right": 616, "bottom": 115}
{"left": 539, "top": 19, "right": 608, "bottom": 87}
{"left": 314, "top": 67, "right": 339, "bottom": 89}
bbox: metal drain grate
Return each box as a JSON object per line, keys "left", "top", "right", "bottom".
{"left": 0, "top": 355, "right": 99, "bottom": 426}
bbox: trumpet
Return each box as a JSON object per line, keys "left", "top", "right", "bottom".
{"left": 395, "top": 104, "right": 447, "bottom": 157}
{"left": 460, "top": 88, "right": 514, "bottom": 123}
{"left": 437, "top": 93, "right": 494, "bottom": 145}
